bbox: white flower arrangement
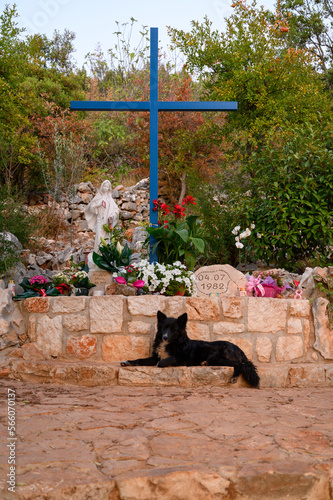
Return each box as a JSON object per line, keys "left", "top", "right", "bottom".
{"left": 232, "top": 223, "right": 256, "bottom": 269}
{"left": 134, "top": 260, "right": 196, "bottom": 296}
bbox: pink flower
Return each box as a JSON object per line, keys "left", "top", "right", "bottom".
{"left": 115, "top": 277, "right": 127, "bottom": 285}
{"left": 132, "top": 280, "right": 145, "bottom": 289}
{"left": 30, "top": 275, "right": 48, "bottom": 285}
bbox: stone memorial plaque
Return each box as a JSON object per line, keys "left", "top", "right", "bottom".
{"left": 194, "top": 264, "right": 247, "bottom": 297}
{"left": 88, "top": 269, "right": 112, "bottom": 295}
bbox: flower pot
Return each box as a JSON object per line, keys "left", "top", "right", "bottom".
{"left": 75, "top": 288, "right": 89, "bottom": 296}
{"left": 174, "top": 287, "right": 186, "bottom": 296}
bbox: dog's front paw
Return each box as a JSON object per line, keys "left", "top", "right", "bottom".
{"left": 120, "top": 360, "right": 131, "bottom": 367}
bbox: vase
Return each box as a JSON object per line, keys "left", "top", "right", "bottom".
{"left": 75, "top": 288, "right": 89, "bottom": 296}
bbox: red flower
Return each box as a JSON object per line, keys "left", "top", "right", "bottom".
{"left": 173, "top": 204, "right": 185, "bottom": 218}
{"left": 160, "top": 203, "right": 170, "bottom": 215}
{"left": 153, "top": 199, "right": 159, "bottom": 212}
{"left": 182, "top": 195, "right": 197, "bottom": 206}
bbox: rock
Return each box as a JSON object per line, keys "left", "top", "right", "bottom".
{"left": 120, "top": 210, "right": 135, "bottom": 220}
{"left": 77, "top": 181, "right": 94, "bottom": 193}
{"left": 0, "top": 231, "right": 22, "bottom": 250}
{"left": 76, "top": 220, "right": 90, "bottom": 232}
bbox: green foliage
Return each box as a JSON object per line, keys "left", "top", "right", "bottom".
{"left": 243, "top": 124, "right": 333, "bottom": 269}
{"left": 279, "top": 0, "right": 333, "bottom": 85}
{"left": 0, "top": 188, "right": 37, "bottom": 275}
{"left": 169, "top": 2, "right": 332, "bottom": 154}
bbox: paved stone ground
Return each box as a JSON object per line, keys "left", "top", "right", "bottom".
{"left": 0, "top": 380, "right": 332, "bottom": 499}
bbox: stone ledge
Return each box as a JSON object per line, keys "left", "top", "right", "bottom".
{"left": 6, "top": 359, "right": 333, "bottom": 388}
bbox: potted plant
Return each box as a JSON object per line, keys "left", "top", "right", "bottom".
{"left": 132, "top": 260, "right": 196, "bottom": 296}
{"left": 13, "top": 275, "right": 61, "bottom": 300}
{"left": 69, "top": 271, "right": 96, "bottom": 296}
{"left": 52, "top": 272, "right": 72, "bottom": 295}
{"left": 145, "top": 197, "right": 206, "bottom": 271}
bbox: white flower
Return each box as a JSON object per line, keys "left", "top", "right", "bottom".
{"left": 250, "top": 223, "right": 255, "bottom": 229}
{"left": 235, "top": 236, "right": 240, "bottom": 242}
{"left": 236, "top": 242, "right": 244, "bottom": 249}
{"left": 257, "top": 232, "right": 262, "bottom": 238}
{"left": 232, "top": 225, "right": 241, "bottom": 235}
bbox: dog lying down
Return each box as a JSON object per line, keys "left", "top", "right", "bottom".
{"left": 121, "top": 311, "right": 260, "bottom": 389}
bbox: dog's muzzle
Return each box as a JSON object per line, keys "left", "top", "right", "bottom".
{"left": 162, "top": 333, "right": 169, "bottom": 341}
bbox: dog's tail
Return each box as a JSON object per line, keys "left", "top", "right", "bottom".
{"left": 241, "top": 361, "right": 260, "bottom": 389}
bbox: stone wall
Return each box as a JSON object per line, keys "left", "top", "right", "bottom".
{"left": 10, "top": 295, "right": 329, "bottom": 365}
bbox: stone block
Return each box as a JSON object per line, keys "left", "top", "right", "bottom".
{"left": 66, "top": 335, "right": 97, "bottom": 359}
{"left": 127, "top": 296, "right": 166, "bottom": 317}
{"left": 63, "top": 313, "right": 89, "bottom": 332}
{"left": 187, "top": 322, "right": 210, "bottom": 340}
{"left": 313, "top": 298, "right": 333, "bottom": 360}
{"left": 258, "top": 364, "right": 289, "bottom": 388}
{"left": 247, "top": 298, "right": 288, "bottom": 333}
{"left": 36, "top": 315, "right": 63, "bottom": 357}
{"left": 118, "top": 366, "right": 190, "bottom": 386}
{"left": 221, "top": 297, "right": 245, "bottom": 318}
{"left": 24, "top": 297, "right": 50, "bottom": 313}
{"left": 90, "top": 296, "right": 124, "bottom": 333}
{"left": 212, "top": 335, "right": 253, "bottom": 360}
{"left": 289, "top": 300, "right": 311, "bottom": 317}
{"left": 255, "top": 337, "right": 273, "bottom": 363}
{"left": 27, "top": 316, "right": 36, "bottom": 342}
{"left": 116, "top": 470, "right": 230, "bottom": 499}
{"left": 128, "top": 321, "right": 152, "bottom": 335}
{"left": 275, "top": 336, "right": 303, "bottom": 362}
{"left": 288, "top": 365, "right": 326, "bottom": 387}
{"left": 186, "top": 297, "right": 221, "bottom": 321}
{"left": 287, "top": 317, "right": 303, "bottom": 335}
{"left": 166, "top": 296, "right": 186, "bottom": 318}
{"left": 51, "top": 296, "right": 86, "bottom": 314}
{"left": 102, "top": 334, "right": 150, "bottom": 362}
{"left": 212, "top": 322, "right": 245, "bottom": 336}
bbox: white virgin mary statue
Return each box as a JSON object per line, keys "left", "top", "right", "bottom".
{"left": 85, "top": 180, "right": 120, "bottom": 254}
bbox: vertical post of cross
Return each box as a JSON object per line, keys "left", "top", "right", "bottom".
{"left": 149, "top": 27, "right": 159, "bottom": 262}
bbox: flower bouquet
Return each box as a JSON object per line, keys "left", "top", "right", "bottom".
{"left": 246, "top": 270, "right": 291, "bottom": 298}
{"left": 133, "top": 260, "right": 196, "bottom": 296}
{"left": 113, "top": 264, "right": 145, "bottom": 292}
{"left": 12, "top": 275, "right": 61, "bottom": 300}
{"left": 69, "top": 271, "right": 96, "bottom": 295}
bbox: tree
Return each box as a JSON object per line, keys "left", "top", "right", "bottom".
{"left": 279, "top": 0, "right": 333, "bottom": 87}
{"left": 169, "top": 1, "right": 332, "bottom": 155}
{"left": 169, "top": 1, "right": 333, "bottom": 269}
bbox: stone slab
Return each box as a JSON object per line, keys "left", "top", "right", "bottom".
{"left": 0, "top": 380, "right": 332, "bottom": 499}
{"left": 194, "top": 264, "right": 247, "bottom": 297}
{"left": 7, "top": 360, "right": 333, "bottom": 388}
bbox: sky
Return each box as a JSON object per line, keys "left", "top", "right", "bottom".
{"left": 4, "top": 0, "right": 277, "bottom": 69}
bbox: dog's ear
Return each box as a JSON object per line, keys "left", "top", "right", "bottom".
{"left": 157, "top": 311, "right": 166, "bottom": 323}
{"left": 177, "top": 313, "right": 187, "bottom": 329}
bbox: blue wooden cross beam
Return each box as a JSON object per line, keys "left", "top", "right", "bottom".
{"left": 71, "top": 27, "right": 237, "bottom": 262}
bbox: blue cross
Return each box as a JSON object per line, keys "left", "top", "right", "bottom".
{"left": 71, "top": 27, "right": 237, "bottom": 262}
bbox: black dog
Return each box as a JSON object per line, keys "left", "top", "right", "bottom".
{"left": 121, "top": 311, "right": 260, "bottom": 388}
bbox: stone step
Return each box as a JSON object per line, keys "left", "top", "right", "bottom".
{"left": 6, "top": 359, "right": 333, "bottom": 388}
